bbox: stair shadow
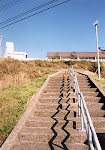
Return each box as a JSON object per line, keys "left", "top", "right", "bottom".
{"left": 61, "top": 75, "right": 77, "bottom": 149}
{"left": 49, "top": 76, "right": 65, "bottom": 150}
{"left": 97, "top": 133, "right": 105, "bottom": 150}
{"left": 61, "top": 76, "right": 72, "bottom": 149}
{"left": 49, "top": 109, "right": 60, "bottom": 150}
{"left": 49, "top": 75, "right": 72, "bottom": 150}
{"left": 84, "top": 133, "right": 105, "bottom": 149}
{"left": 61, "top": 102, "right": 70, "bottom": 150}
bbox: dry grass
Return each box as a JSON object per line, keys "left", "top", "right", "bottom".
{"left": 70, "top": 60, "right": 105, "bottom": 78}
{"left": 0, "top": 58, "right": 50, "bottom": 90}
{"left": 0, "top": 58, "right": 69, "bottom": 91}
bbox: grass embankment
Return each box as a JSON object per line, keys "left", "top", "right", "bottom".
{"left": 0, "top": 74, "right": 50, "bottom": 146}
{"left": 0, "top": 58, "right": 68, "bottom": 91}
{"left": 90, "top": 74, "right": 105, "bottom": 92}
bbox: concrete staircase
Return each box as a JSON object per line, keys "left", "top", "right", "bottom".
{"left": 76, "top": 72, "right": 105, "bottom": 150}
{"left": 8, "top": 71, "right": 88, "bottom": 150}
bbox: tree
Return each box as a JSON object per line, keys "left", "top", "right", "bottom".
{"left": 69, "top": 51, "right": 77, "bottom": 59}
{"left": 54, "top": 52, "right": 60, "bottom": 59}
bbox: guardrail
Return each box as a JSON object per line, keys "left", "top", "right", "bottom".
{"left": 69, "top": 66, "right": 102, "bottom": 150}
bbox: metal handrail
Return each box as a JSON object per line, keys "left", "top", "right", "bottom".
{"left": 69, "top": 66, "right": 102, "bottom": 150}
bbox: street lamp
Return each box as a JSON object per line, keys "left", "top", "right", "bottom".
{"left": 93, "top": 20, "right": 100, "bottom": 80}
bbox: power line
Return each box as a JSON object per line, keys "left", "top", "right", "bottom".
{"left": 0, "top": 0, "right": 24, "bottom": 12}
{"left": 0, "top": 0, "right": 70, "bottom": 29}
{"left": 0, "top": 0, "right": 59, "bottom": 26}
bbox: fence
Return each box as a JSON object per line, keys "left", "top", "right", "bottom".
{"left": 69, "top": 66, "right": 102, "bottom": 150}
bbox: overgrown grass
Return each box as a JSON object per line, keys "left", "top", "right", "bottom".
{"left": 75, "top": 68, "right": 105, "bottom": 92}
{"left": 0, "top": 74, "right": 51, "bottom": 146}
{"left": 0, "top": 58, "right": 68, "bottom": 90}
{"left": 90, "top": 74, "right": 105, "bottom": 92}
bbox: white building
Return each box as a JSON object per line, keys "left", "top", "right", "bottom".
{"left": 5, "top": 42, "right": 27, "bottom": 60}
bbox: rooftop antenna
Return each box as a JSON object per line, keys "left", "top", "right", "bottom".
{"left": 0, "top": 36, "right": 4, "bottom": 57}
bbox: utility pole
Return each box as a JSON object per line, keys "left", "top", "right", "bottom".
{"left": 93, "top": 20, "right": 100, "bottom": 80}
{"left": 0, "top": 36, "right": 4, "bottom": 57}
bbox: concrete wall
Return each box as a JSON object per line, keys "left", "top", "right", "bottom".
{"left": 5, "top": 42, "right": 27, "bottom": 60}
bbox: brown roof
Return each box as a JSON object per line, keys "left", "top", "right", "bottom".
{"left": 47, "top": 52, "right": 105, "bottom": 58}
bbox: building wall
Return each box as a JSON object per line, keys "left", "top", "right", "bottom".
{"left": 47, "top": 57, "right": 105, "bottom": 62}
{"left": 11, "top": 52, "right": 27, "bottom": 59}
{"left": 6, "top": 42, "right": 14, "bottom": 53}
{"left": 5, "top": 42, "right": 27, "bottom": 60}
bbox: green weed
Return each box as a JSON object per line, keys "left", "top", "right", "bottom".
{"left": 0, "top": 74, "right": 49, "bottom": 146}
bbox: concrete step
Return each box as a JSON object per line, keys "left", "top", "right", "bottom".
{"left": 36, "top": 103, "right": 78, "bottom": 110}
{"left": 48, "top": 81, "right": 73, "bottom": 84}
{"left": 78, "top": 80, "right": 90, "bottom": 83}
{"left": 54, "top": 129, "right": 87, "bottom": 144}
{"left": 31, "top": 117, "right": 105, "bottom": 132}
{"left": 66, "top": 143, "right": 89, "bottom": 150}
{"left": 89, "top": 110, "right": 105, "bottom": 117}
{"left": 11, "top": 141, "right": 89, "bottom": 150}
{"left": 18, "top": 127, "right": 87, "bottom": 144}
{"left": 84, "top": 96, "right": 101, "bottom": 102}
{"left": 10, "top": 142, "right": 51, "bottom": 150}
{"left": 96, "top": 128, "right": 105, "bottom": 134}
{"left": 92, "top": 117, "right": 105, "bottom": 130}
{"left": 82, "top": 92, "right": 99, "bottom": 97}
{"left": 80, "top": 88, "right": 97, "bottom": 92}
{"left": 48, "top": 83, "right": 73, "bottom": 86}
{"left": 77, "top": 76, "right": 88, "bottom": 80}
{"left": 49, "top": 78, "right": 73, "bottom": 81}
{"left": 46, "top": 86, "right": 74, "bottom": 90}
{"left": 77, "top": 82, "right": 91, "bottom": 86}
{"left": 25, "top": 117, "right": 81, "bottom": 129}
{"left": 25, "top": 117, "right": 54, "bottom": 128}
{"left": 86, "top": 103, "right": 104, "bottom": 110}
{"left": 49, "top": 79, "right": 63, "bottom": 81}
{"left": 49, "top": 78, "right": 63, "bottom": 81}
{"left": 39, "top": 97, "right": 76, "bottom": 103}
{"left": 42, "top": 91, "right": 73, "bottom": 95}
{"left": 33, "top": 109, "right": 78, "bottom": 118}
{"left": 79, "top": 85, "right": 91, "bottom": 88}
{"left": 41, "top": 92, "right": 75, "bottom": 98}
{"left": 49, "top": 77, "right": 63, "bottom": 79}
{"left": 47, "top": 83, "right": 65, "bottom": 86}
{"left": 46, "top": 87, "right": 74, "bottom": 90}
{"left": 43, "top": 89, "right": 73, "bottom": 93}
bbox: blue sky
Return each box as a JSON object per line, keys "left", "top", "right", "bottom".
{"left": 0, "top": 0, "right": 105, "bottom": 59}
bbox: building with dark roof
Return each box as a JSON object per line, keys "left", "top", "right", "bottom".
{"left": 47, "top": 52, "right": 105, "bottom": 61}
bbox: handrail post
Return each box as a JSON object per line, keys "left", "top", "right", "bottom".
{"left": 78, "top": 93, "right": 81, "bottom": 117}
{"left": 88, "top": 124, "right": 94, "bottom": 150}
{"left": 81, "top": 97, "right": 84, "bottom": 130}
